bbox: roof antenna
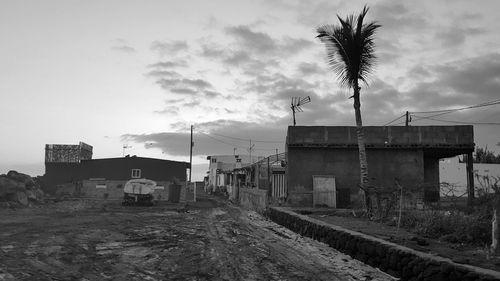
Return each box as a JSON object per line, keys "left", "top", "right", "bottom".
{"left": 122, "top": 144, "right": 132, "bottom": 157}
{"left": 291, "top": 96, "right": 311, "bottom": 126}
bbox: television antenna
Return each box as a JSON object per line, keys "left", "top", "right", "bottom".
{"left": 247, "top": 140, "right": 255, "bottom": 163}
{"left": 122, "top": 144, "right": 132, "bottom": 156}
{"left": 291, "top": 96, "right": 311, "bottom": 126}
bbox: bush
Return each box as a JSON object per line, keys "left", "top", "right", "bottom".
{"left": 398, "top": 210, "right": 491, "bottom": 245}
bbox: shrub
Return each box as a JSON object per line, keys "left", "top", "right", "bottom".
{"left": 398, "top": 210, "right": 491, "bottom": 245}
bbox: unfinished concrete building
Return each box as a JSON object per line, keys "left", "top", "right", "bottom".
{"left": 286, "top": 126, "right": 474, "bottom": 208}
{"left": 45, "top": 142, "right": 93, "bottom": 163}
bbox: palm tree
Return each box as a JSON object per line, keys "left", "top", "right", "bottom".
{"left": 316, "top": 6, "right": 380, "bottom": 214}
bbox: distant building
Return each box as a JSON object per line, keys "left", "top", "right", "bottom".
{"left": 286, "top": 126, "right": 474, "bottom": 208}
{"left": 43, "top": 142, "right": 93, "bottom": 192}
{"left": 42, "top": 142, "right": 189, "bottom": 201}
{"left": 206, "top": 155, "right": 262, "bottom": 192}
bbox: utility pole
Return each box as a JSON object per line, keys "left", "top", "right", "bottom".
{"left": 189, "top": 125, "right": 193, "bottom": 182}
{"left": 189, "top": 125, "right": 195, "bottom": 202}
{"left": 249, "top": 139, "right": 252, "bottom": 163}
{"left": 405, "top": 111, "right": 410, "bottom": 126}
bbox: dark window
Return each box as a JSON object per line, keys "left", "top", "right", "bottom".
{"left": 131, "top": 169, "right": 141, "bottom": 178}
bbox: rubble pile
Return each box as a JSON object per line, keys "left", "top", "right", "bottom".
{"left": 0, "top": 170, "right": 44, "bottom": 207}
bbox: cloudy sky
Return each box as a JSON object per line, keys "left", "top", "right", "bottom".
{"left": 1, "top": 0, "right": 500, "bottom": 180}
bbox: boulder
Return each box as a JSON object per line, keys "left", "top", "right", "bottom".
{"left": 0, "top": 176, "right": 25, "bottom": 197}
{"left": 7, "top": 191, "right": 29, "bottom": 206}
{"left": 0, "top": 170, "right": 44, "bottom": 206}
{"left": 7, "top": 170, "right": 35, "bottom": 188}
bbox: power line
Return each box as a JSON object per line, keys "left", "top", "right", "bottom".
{"left": 209, "top": 132, "right": 283, "bottom": 143}
{"left": 199, "top": 132, "right": 281, "bottom": 151}
{"left": 411, "top": 115, "right": 500, "bottom": 125}
{"left": 382, "top": 98, "right": 500, "bottom": 126}
{"left": 410, "top": 98, "right": 500, "bottom": 115}
{"left": 199, "top": 132, "right": 247, "bottom": 149}
{"left": 383, "top": 113, "right": 406, "bottom": 126}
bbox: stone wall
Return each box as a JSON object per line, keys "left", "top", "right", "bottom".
{"left": 238, "top": 187, "right": 267, "bottom": 212}
{"left": 268, "top": 207, "right": 500, "bottom": 281}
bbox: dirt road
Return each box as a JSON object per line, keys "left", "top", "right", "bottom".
{"left": 0, "top": 196, "right": 395, "bottom": 281}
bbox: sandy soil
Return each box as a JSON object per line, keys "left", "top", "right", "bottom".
{"left": 0, "top": 197, "right": 395, "bottom": 281}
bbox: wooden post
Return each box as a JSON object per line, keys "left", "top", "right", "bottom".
{"left": 466, "top": 152, "right": 474, "bottom": 208}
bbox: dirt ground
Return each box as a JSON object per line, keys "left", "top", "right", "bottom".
{"left": 302, "top": 210, "right": 500, "bottom": 272}
{"left": 0, "top": 196, "right": 395, "bottom": 281}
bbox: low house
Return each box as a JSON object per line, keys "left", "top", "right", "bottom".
{"left": 286, "top": 126, "right": 474, "bottom": 208}
{"left": 43, "top": 142, "right": 189, "bottom": 201}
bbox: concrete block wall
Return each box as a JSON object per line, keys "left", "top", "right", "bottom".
{"left": 268, "top": 207, "right": 500, "bottom": 281}
{"left": 286, "top": 148, "right": 425, "bottom": 207}
{"left": 238, "top": 187, "right": 268, "bottom": 212}
{"left": 287, "top": 126, "right": 474, "bottom": 147}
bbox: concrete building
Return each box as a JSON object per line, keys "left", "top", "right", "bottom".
{"left": 286, "top": 126, "right": 474, "bottom": 208}
{"left": 43, "top": 142, "right": 189, "bottom": 201}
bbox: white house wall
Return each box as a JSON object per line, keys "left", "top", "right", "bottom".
{"left": 440, "top": 156, "right": 500, "bottom": 196}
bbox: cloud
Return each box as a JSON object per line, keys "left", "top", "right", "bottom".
{"left": 122, "top": 119, "right": 288, "bottom": 158}
{"left": 151, "top": 40, "right": 189, "bottom": 55}
{"left": 241, "top": 72, "right": 318, "bottom": 100}
{"left": 225, "top": 25, "right": 277, "bottom": 54}
{"left": 436, "top": 27, "right": 485, "bottom": 47}
{"left": 297, "top": 62, "right": 325, "bottom": 76}
{"left": 111, "top": 39, "right": 136, "bottom": 53}
{"left": 404, "top": 53, "right": 500, "bottom": 109}
{"left": 223, "top": 50, "right": 252, "bottom": 66}
{"left": 145, "top": 60, "right": 188, "bottom": 79}
{"left": 225, "top": 25, "right": 314, "bottom": 57}
{"left": 148, "top": 61, "right": 188, "bottom": 69}
{"left": 370, "top": 2, "right": 427, "bottom": 32}
{"left": 281, "top": 37, "right": 314, "bottom": 54}
{"left": 170, "top": 88, "right": 198, "bottom": 95}
{"left": 204, "top": 90, "right": 223, "bottom": 98}
{"left": 145, "top": 70, "right": 182, "bottom": 79}
{"left": 154, "top": 106, "right": 179, "bottom": 115}
{"left": 199, "top": 42, "right": 226, "bottom": 58}
{"left": 112, "top": 45, "right": 136, "bottom": 53}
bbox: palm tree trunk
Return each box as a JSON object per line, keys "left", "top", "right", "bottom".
{"left": 353, "top": 83, "right": 370, "bottom": 214}
{"left": 492, "top": 195, "right": 500, "bottom": 254}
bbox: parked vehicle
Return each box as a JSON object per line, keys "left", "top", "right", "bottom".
{"left": 122, "top": 178, "right": 156, "bottom": 206}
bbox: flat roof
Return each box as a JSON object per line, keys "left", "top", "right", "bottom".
{"left": 287, "top": 126, "right": 474, "bottom": 157}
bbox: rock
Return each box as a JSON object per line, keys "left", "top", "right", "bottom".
{"left": 0, "top": 170, "right": 44, "bottom": 206}
{"left": 7, "top": 191, "right": 28, "bottom": 206}
{"left": 0, "top": 176, "right": 25, "bottom": 197}
{"left": 6, "top": 170, "right": 34, "bottom": 186}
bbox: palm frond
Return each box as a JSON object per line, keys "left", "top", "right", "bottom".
{"left": 317, "top": 5, "right": 380, "bottom": 89}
